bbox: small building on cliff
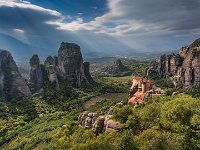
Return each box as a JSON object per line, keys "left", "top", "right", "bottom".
{"left": 128, "top": 76, "right": 152, "bottom": 106}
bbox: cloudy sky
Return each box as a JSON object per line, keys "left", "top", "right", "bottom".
{"left": 0, "top": 0, "right": 200, "bottom": 60}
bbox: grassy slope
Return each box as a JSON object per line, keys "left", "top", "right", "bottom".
{"left": 0, "top": 75, "right": 133, "bottom": 149}
{"left": 2, "top": 94, "right": 199, "bottom": 150}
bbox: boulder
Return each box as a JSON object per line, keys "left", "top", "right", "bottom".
{"left": 78, "top": 112, "right": 123, "bottom": 134}
{"left": 0, "top": 50, "right": 31, "bottom": 100}
{"left": 92, "top": 116, "right": 105, "bottom": 134}
{"left": 78, "top": 112, "right": 89, "bottom": 126}
{"left": 104, "top": 116, "right": 123, "bottom": 132}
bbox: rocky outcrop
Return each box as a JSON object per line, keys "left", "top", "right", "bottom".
{"left": 106, "top": 59, "right": 128, "bottom": 74}
{"left": 181, "top": 40, "right": 200, "bottom": 87}
{"left": 112, "top": 59, "right": 128, "bottom": 72}
{"left": 0, "top": 50, "right": 31, "bottom": 100}
{"left": 83, "top": 62, "right": 95, "bottom": 84}
{"left": 28, "top": 42, "right": 94, "bottom": 91}
{"left": 104, "top": 116, "right": 123, "bottom": 132}
{"left": 92, "top": 116, "right": 105, "bottom": 134}
{"left": 44, "top": 56, "right": 60, "bottom": 90}
{"left": 58, "top": 42, "right": 90, "bottom": 87}
{"left": 146, "top": 60, "right": 159, "bottom": 79}
{"left": 78, "top": 112, "right": 123, "bottom": 134}
{"left": 155, "top": 38, "right": 200, "bottom": 88}
{"left": 29, "top": 54, "right": 44, "bottom": 91}
{"left": 159, "top": 54, "right": 184, "bottom": 78}
{"left": 103, "top": 59, "right": 131, "bottom": 77}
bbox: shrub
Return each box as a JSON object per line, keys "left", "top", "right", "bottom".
{"left": 113, "top": 106, "right": 133, "bottom": 123}
{"left": 134, "top": 129, "right": 185, "bottom": 150}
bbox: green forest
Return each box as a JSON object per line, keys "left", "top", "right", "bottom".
{"left": 0, "top": 73, "right": 200, "bottom": 150}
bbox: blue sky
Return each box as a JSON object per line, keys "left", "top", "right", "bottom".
{"left": 0, "top": 0, "right": 200, "bottom": 61}
{"left": 28, "top": 0, "right": 108, "bottom": 21}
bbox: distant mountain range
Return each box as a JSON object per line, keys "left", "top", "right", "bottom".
{"left": 0, "top": 33, "right": 179, "bottom": 69}
{"left": 0, "top": 33, "right": 49, "bottom": 66}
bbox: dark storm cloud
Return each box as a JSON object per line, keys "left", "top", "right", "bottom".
{"left": 111, "top": 0, "right": 200, "bottom": 31}
{"left": 0, "top": 1, "right": 134, "bottom": 57}
{"left": 0, "top": 2, "right": 62, "bottom": 34}
{"left": 0, "top": 0, "right": 199, "bottom": 59}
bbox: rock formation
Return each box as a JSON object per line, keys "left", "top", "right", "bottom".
{"left": 112, "top": 59, "right": 128, "bottom": 72}
{"left": 58, "top": 42, "right": 90, "bottom": 87}
{"left": 29, "top": 54, "right": 44, "bottom": 92}
{"left": 78, "top": 112, "right": 123, "bottom": 134}
{"left": 44, "top": 56, "right": 60, "bottom": 90}
{"left": 104, "top": 59, "right": 130, "bottom": 77}
{"left": 146, "top": 60, "right": 159, "bottom": 79}
{"left": 0, "top": 50, "right": 31, "bottom": 100}
{"left": 159, "top": 54, "right": 183, "bottom": 78}
{"left": 28, "top": 42, "right": 94, "bottom": 91}
{"left": 154, "top": 38, "right": 200, "bottom": 88}
{"left": 83, "top": 62, "right": 95, "bottom": 84}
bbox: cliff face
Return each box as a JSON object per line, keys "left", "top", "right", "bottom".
{"left": 44, "top": 56, "right": 60, "bottom": 90}
{"left": 28, "top": 42, "right": 94, "bottom": 90}
{"left": 83, "top": 62, "right": 95, "bottom": 84}
{"left": 180, "top": 41, "right": 200, "bottom": 87}
{"left": 159, "top": 54, "right": 184, "bottom": 78}
{"left": 0, "top": 50, "right": 31, "bottom": 100}
{"left": 58, "top": 42, "right": 90, "bottom": 87}
{"left": 105, "top": 59, "right": 128, "bottom": 74}
{"left": 157, "top": 38, "right": 200, "bottom": 88}
{"left": 29, "top": 54, "right": 44, "bottom": 92}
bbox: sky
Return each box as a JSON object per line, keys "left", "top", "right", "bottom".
{"left": 0, "top": 0, "right": 200, "bottom": 61}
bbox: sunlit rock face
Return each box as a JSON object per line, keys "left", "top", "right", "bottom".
{"left": 0, "top": 50, "right": 31, "bottom": 100}
{"left": 29, "top": 54, "right": 44, "bottom": 91}
{"left": 58, "top": 42, "right": 89, "bottom": 87}
{"left": 157, "top": 38, "right": 200, "bottom": 88}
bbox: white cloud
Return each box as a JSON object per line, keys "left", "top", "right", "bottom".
{"left": 13, "top": 28, "right": 25, "bottom": 33}
{"left": 46, "top": 0, "right": 200, "bottom": 38}
{"left": 0, "top": 0, "right": 62, "bottom": 18}
{"left": 0, "top": 0, "right": 200, "bottom": 58}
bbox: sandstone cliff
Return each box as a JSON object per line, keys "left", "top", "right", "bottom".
{"left": 151, "top": 38, "right": 200, "bottom": 88}
{"left": 58, "top": 42, "right": 91, "bottom": 87}
{"left": 29, "top": 54, "right": 44, "bottom": 92}
{"left": 83, "top": 62, "right": 95, "bottom": 84}
{"left": 0, "top": 50, "right": 31, "bottom": 100}
{"left": 44, "top": 56, "right": 60, "bottom": 90}
{"left": 28, "top": 42, "right": 94, "bottom": 90}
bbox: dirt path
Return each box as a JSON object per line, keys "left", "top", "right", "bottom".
{"left": 83, "top": 93, "right": 128, "bottom": 109}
